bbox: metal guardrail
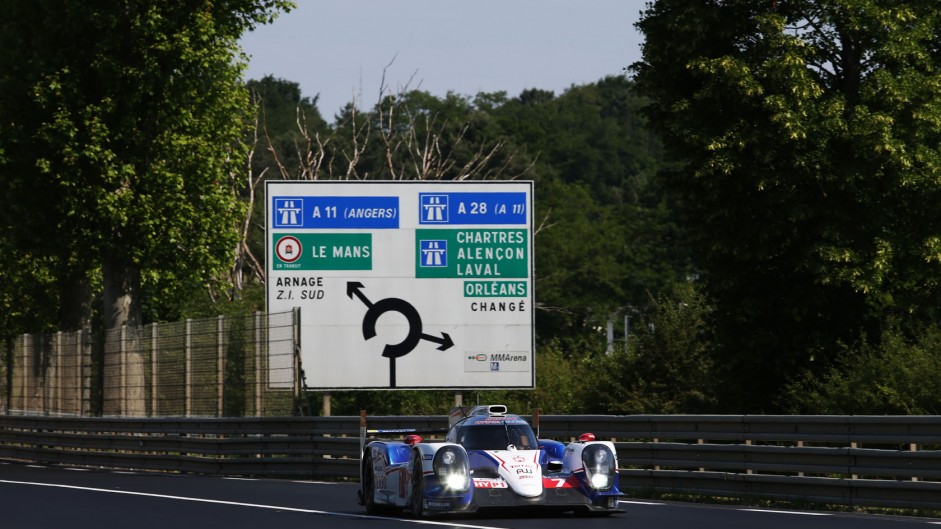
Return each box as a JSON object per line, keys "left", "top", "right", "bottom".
{"left": 1, "top": 414, "right": 940, "bottom": 509}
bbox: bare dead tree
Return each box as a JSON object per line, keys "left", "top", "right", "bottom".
{"left": 229, "top": 60, "right": 538, "bottom": 296}
{"left": 230, "top": 90, "right": 268, "bottom": 293}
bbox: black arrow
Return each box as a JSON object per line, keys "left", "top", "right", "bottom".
{"left": 421, "top": 332, "right": 454, "bottom": 351}
{"left": 346, "top": 281, "right": 372, "bottom": 308}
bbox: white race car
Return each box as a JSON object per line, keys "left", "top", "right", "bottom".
{"left": 358, "top": 404, "right": 622, "bottom": 517}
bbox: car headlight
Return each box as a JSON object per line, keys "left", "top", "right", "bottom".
{"left": 582, "top": 445, "right": 615, "bottom": 491}
{"left": 433, "top": 447, "right": 469, "bottom": 492}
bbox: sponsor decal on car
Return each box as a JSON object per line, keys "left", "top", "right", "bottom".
{"left": 425, "top": 499, "right": 452, "bottom": 510}
{"left": 543, "top": 476, "right": 578, "bottom": 488}
{"left": 473, "top": 478, "right": 508, "bottom": 489}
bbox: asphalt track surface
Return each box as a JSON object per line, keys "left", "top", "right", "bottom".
{"left": 2, "top": 461, "right": 940, "bottom": 529}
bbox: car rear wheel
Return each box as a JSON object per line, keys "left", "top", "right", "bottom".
{"left": 363, "top": 456, "right": 380, "bottom": 514}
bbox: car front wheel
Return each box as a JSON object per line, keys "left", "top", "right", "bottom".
{"left": 410, "top": 458, "right": 427, "bottom": 518}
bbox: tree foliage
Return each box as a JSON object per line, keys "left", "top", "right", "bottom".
{"left": 581, "top": 282, "right": 715, "bottom": 414}
{"left": 0, "top": 1, "right": 293, "bottom": 335}
{"left": 784, "top": 324, "right": 941, "bottom": 415}
{"left": 633, "top": 0, "right": 941, "bottom": 411}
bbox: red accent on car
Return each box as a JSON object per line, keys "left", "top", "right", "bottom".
{"left": 405, "top": 435, "right": 423, "bottom": 445}
{"left": 578, "top": 433, "right": 596, "bottom": 442}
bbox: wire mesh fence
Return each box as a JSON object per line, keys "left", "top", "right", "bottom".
{"left": 1, "top": 311, "right": 298, "bottom": 417}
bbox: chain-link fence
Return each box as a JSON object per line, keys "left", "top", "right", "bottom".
{"left": 1, "top": 311, "right": 298, "bottom": 417}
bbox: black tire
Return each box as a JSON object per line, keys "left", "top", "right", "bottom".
{"left": 363, "top": 456, "right": 380, "bottom": 514}
{"left": 411, "top": 457, "right": 427, "bottom": 518}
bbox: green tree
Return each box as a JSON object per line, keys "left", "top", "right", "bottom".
{"left": 582, "top": 282, "right": 716, "bottom": 414}
{"left": 633, "top": 0, "right": 941, "bottom": 411}
{"left": 0, "top": 1, "right": 293, "bottom": 334}
{"left": 491, "top": 78, "right": 689, "bottom": 348}
{"left": 784, "top": 325, "right": 941, "bottom": 415}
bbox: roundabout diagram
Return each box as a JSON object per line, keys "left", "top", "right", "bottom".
{"left": 347, "top": 281, "right": 453, "bottom": 387}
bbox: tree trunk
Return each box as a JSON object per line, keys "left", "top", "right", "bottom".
{"left": 102, "top": 254, "right": 142, "bottom": 330}
{"left": 101, "top": 254, "right": 145, "bottom": 416}
{"left": 57, "top": 269, "right": 93, "bottom": 332}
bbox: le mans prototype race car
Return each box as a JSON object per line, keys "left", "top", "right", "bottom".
{"left": 358, "top": 405, "right": 622, "bottom": 517}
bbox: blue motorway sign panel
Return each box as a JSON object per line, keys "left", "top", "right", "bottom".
{"left": 417, "top": 192, "right": 527, "bottom": 225}
{"left": 272, "top": 196, "right": 399, "bottom": 229}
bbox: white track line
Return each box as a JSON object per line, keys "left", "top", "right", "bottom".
{"left": 0, "top": 479, "right": 509, "bottom": 529}
{"left": 740, "top": 508, "right": 831, "bottom": 516}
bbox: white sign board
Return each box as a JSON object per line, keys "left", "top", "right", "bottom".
{"left": 265, "top": 181, "right": 534, "bottom": 389}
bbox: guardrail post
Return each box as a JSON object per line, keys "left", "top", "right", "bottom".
{"left": 653, "top": 437, "right": 660, "bottom": 471}
{"left": 698, "top": 438, "right": 705, "bottom": 472}
{"left": 851, "top": 441, "right": 858, "bottom": 479}
{"left": 745, "top": 439, "right": 753, "bottom": 475}
{"left": 911, "top": 443, "right": 919, "bottom": 482}
{"left": 797, "top": 440, "right": 805, "bottom": 477}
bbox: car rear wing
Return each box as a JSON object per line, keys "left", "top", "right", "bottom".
{"left": 359, "top": 411, "right": 448, "bottom": 456}
{"left": 358, "top": 407, "right": 543, "bottom": 456}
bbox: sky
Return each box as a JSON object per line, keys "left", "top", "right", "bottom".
{"left": 239, "top": 0, "right": 646, "bottom": 119}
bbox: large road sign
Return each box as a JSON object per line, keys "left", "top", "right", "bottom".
{"left": 266, "top": 181, "right": 534, "bottom": 389}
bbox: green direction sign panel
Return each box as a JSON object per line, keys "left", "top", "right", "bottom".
{"left": 415, "top": 229, "right": 529, "bottom": 279}
{"left": 463, "top": 281, "right": 528, "bottom": 298}
{"left": 273, "top": 233, "right": 372, "bottom": 270}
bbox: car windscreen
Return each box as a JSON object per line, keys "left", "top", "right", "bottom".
{"left": 458, "top": 423, "right": 536, "bottom": 451}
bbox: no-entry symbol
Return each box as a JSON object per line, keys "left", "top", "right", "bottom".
{"left": 275, "top": 236, "right": 302, "bottom": 263}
